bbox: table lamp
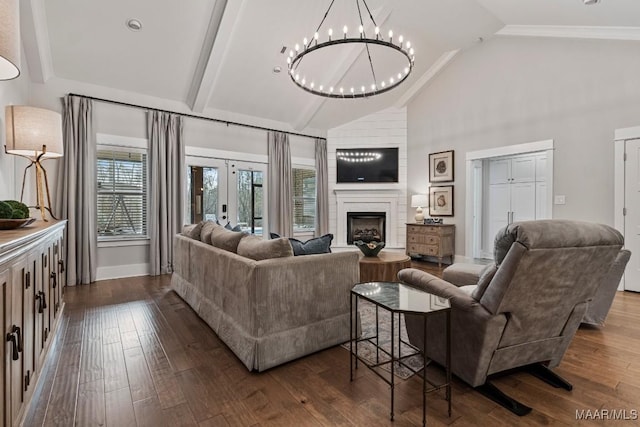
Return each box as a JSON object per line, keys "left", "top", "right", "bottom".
{"left": 411, "top": 194, "right": 428, "bottom": 223}
{"left": 4, "top": 105, "right": 63, "bottom": 221}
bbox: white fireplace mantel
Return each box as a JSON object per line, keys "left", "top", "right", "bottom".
{"left": 334, "top": 189, "right": 402, "bottom": 248}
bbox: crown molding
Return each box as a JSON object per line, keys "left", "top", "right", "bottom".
{"left": 394, "top": 49, "right": 459, "bottom": 108}
{"left": 496, "top": 25, "right": 640, "bottom": 41}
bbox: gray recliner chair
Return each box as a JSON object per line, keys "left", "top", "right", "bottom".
{"left": 398, "top": 220, "right": 624, "bottom": 415}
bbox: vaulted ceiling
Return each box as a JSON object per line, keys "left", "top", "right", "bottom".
{"left": 20, "top": 0, "right": 640, "bottom": 132}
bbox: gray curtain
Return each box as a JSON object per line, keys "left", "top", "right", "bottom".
{"left": 148, "top": 111, "right": 184, "bottom": 275}
{"left": 315, "top": 138, "right": 329, "bottom": 236}
{"left": 267, "top": 131, "right": 293, "bottom": 236}
{"left": 56, "top": 95, "right": 96, "bottom": 285}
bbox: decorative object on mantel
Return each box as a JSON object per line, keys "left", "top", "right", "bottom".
{"left": 410, "top": 194, "right": 428, "bottom": 223}
{"left": 429, "top": 185, "right": 454, "bottom": 216}
{"left": 429, "top": 150, "right": 454, "bottom": 182}
{"left": 354, "top": 239, "right": 385, "bottom": 257}
{"left": 4, "top": 105, "right": 64, "bottom": 221}
{"left": 424, "top": 217, "right": 443, "bottom": 225}
{"left": 286, "top": 0, "right": 415, "bottom": 99}
{"left": 0, "top": 0, "right": 20, "bottom": 80}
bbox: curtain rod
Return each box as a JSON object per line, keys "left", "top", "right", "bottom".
{"left": 67, "top": 93, "right": 325, "bottom": 141}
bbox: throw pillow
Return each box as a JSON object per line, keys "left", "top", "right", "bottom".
{"left": 210, "top": 226, "right": 246, "bottom": 253}
{"left": 187, "top": 221, "right": 206, "bottom": 241}
{"left": 216, "top": 220, "right": 242, "bottom": 232}
{"left": 237, "top": 235, "right": 293, "bottom": 261}
{"left": 493, "top": 226, "right": 515, "bottom": 266}
{"left": 271, "top": 233, "right": 333, "bottom": 256}
{"left": 200, "top": 221, "right": 219, "bottom": 244}
{"left": 182, "top": 224, "right": 197, "bottom": 237}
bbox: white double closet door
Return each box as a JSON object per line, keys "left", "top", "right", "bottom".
{"left": 486, "top": 153, "right": 548, "bottom": 254}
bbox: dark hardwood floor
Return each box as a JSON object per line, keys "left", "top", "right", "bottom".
{"left": 23, "top": 260, "right": 640, "bottom": 426}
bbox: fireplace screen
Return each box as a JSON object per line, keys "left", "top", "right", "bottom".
{"left": 347, "top": 212, "right": 386, "bottom": 244}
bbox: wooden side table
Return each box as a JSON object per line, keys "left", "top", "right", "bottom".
{"left": 406, "top": 223, "right": 455, "bottom": 267}
{"left": 359, "top": 251, "right": 412, "bottom": 282}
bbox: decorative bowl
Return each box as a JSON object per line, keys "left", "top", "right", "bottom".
{"left": 0, "top": 218, "right": 36, "bottom": 230}
{"left": 354, "top": 240, "right": 385, "bottom": 257}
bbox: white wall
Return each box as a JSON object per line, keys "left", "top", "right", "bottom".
{"left": 328, "top": 107, "right": 408, "bottom": 247}
{"left": 407, "top": 36, "right": 640, "bottom": 256}
{"left": 0, "top": 49, "right": 31, "bottom": 202}
{"left": 27, "top": 77, "right": 320, "bottom": 280}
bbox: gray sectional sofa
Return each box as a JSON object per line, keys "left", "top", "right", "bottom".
{"left": 171, "top": 222, "right": 360, "bottom": 371}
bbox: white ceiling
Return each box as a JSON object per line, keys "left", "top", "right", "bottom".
{"left": 21, "top": 0, "right": 640, "bottom": 132}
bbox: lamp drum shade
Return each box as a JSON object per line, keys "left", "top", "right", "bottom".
{"left": 0, "top": 0, "right": 20, "bottom": 80}
{"left": 411, "top": 194, "right": 428, "bottom": 208}
{"left": 5, "top": 106, "right": 63, "bottom": 158}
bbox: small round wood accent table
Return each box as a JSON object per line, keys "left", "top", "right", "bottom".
{"left": 359, "top": 251, "right": 412, "bottom": 283}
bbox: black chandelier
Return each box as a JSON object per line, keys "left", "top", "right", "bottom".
{"left": 287, "top": 0, "right": 415, "bottom": 99}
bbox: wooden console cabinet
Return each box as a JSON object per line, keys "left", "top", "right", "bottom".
{"left": 1, "top": 221, "right": 66, "bottom": 427}
{"left": 405, "top": 223, "right": 455, "bottom": 267}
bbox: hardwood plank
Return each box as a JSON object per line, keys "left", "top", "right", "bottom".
{"left": 75, "top": 379, "right": 106, "bottom": 427}
{"left": 79, "top": 337, "right": 103, "bottom": 384}
{"left": 162, "top": 402, "right": 199, "bottom": 427}
{"left": 123, "top": 345, "right": 156, "bottom": 402}
{"left": 176, "top": 368, "right": 219, "bottom": 422}
{"left": 105, "top": 387, "right": 136, "bottom": 427}
{"left": 138, "top": 332, "right": 186, "bottom": 409}
{"left": 43, "top": 372, "right": 78, "bottom": 427}
{"left": 133, "top": 396, "right": 165, "bottom": 427}
{"left": 103, "top": 341, "right": 129, "bottom": 393}
{"left": 199, "top": 415, "right": 231, "bottom": 427}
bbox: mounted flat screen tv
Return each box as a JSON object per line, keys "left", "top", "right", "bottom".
{"left": 336, "top": 147, "right": 399, "bottom": 183}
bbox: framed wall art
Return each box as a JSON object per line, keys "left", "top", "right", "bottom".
{"left": 429, "top": 185, "right": 454, "bottom": 217}
{"left": 429, "top": 150, "right": 454, "bottom": 182}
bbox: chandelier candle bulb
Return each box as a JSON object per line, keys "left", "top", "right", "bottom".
{"left": 388, "top": 30, "right": 393, "bottom": 42}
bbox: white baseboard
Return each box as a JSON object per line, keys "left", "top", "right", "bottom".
{"left": 96, "top": 263, "right": 149, "bottom": 281}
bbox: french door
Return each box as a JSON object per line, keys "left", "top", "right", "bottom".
{"left": 185, "top": 157, "right": 268, "bottom": 236}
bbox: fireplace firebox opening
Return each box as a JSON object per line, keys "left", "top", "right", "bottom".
{"left": 347, "top": 212, "right": 386, "bottom": 244}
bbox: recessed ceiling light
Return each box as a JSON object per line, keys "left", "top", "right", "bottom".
{"left": 583, "top": 0, "right": 600, "bottom": 4}
{"left": 273, "top": 66, "right": 282, "bottom": 73}
{"left": 126, "top": 18, "right": 143, "bottom": 31}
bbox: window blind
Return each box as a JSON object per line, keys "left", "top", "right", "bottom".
{"left": 96, "top": 148, "right": 148, "bottom": 237}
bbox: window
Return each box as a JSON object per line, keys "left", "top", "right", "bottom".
{"left": 237, "top": 169, "right": 264, "bottom": 235}
{"left": 292, "top": 167, "right": 316, "bottom": 231}
{"left": 97, "top": 147, "right": 148, "bottom": 238}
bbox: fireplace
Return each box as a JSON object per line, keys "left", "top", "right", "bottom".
{"left": 347, "top": 212, "right": 386, "bottom": 244}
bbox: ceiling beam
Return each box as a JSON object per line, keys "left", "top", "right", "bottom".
{"left": 187, "top": 0, "right": 246, "bottom": 113}
{"left": 20, "top": 0, "right": 54, "bottom": 83}
{"left": 496, "top": 25, "right": 640, "bottom": 41}
{"left": 394, "top": 49, "right": 459, "bottom": 108}
{"left": 293, "top": 5, "right": 393, "bottom": 131}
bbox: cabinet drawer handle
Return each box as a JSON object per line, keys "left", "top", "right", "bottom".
{"left": 51, "top": 272, "right": 57, "bottom": 289}
{"left": 58, "top": 260, "right": 65, "bottom": 273}
{"left": 36, "top": 291, "right": 48, "bottom": 313}
{"left": 6, "top": 331, "right": 19, "bottom": 360}
{"left": 25, "top": 271, "right": 30, "bottom": 289}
